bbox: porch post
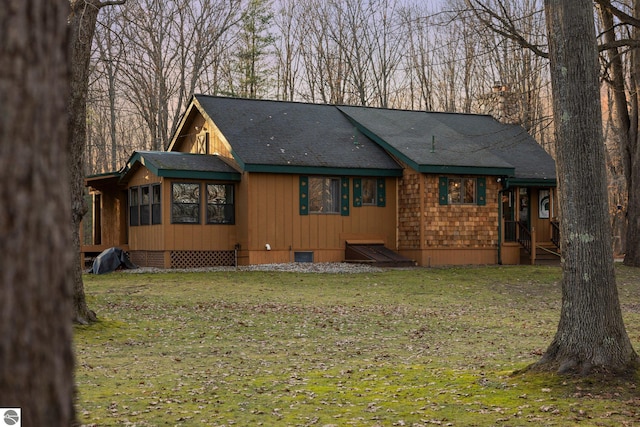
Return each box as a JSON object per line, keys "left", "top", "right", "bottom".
{"left": 531, "top": 226, "right": 537, "bottom": 265}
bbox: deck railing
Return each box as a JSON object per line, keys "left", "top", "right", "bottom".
{"left": 517, "top": 221, "right": 532, "bottom": 254}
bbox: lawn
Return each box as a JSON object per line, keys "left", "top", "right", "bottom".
{"left": 75, "top": 265, "right": 640, "bottom": 426}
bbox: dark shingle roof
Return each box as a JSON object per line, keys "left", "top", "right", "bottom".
{"left": 338, "top": 105, "right": 556, "bottom": 181}
{"left": 120, "top": 151, "right": 241, "bottom": 182}
{"left": 189, "top": 95, "right": 555, "bottom": 182}
{"left": 193, "top": 95, "right": 403, "bottom": 176}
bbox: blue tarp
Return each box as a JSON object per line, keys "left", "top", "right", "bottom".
{"left": 91, "top": 247, "right": 137, "bottom": 274}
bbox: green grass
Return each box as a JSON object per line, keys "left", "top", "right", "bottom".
{"left": 75, "top": 265, "right": 640, "bottom": 426}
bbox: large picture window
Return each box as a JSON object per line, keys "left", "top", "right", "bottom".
{"left": 309, "top": 177, "right": 340, "bottom": 214}
{"left": 172, "top": 183, "right": 200, "bottom": 223}
{"left": 206, "top": 183, "right": 234, "bottom": 224}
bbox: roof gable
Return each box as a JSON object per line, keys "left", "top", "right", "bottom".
{"left": 189, "top": 95, "right": 403, "bottom": 176}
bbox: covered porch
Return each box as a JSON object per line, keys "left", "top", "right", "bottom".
{"left": 499, "top": 182, "right": 560, "bottom": 265}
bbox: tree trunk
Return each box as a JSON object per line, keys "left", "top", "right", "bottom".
{"left": 626, "top": 156, "right": 640, "bottom": 266}
{"left": 69, "top": 0, "right": 104, "bottom": 324}
{"left": 624, "top": 0, "right": 640, "bottom": 267}
{"left": 0, "top": 0, "right": 76, "bottom": 424}
{"left": 535, "top": 0, "right": 639, "bottom": 375}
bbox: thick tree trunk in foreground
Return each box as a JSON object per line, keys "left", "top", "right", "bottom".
{"left": 536, "top": 0, "right": 639, "bottom": 375}
{"left": 0, "top": 0, "right": 75, "bottom": 424}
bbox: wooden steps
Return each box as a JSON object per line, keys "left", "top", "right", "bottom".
{"left": 345, "top": 243, "right": 416, "bottom": 267}
{"left": 520, "top": 242, "right": 561, "bottom": 266}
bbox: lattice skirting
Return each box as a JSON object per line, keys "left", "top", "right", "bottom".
{"left": 170, "top": 250, "right": 235, "bottom": 268}
{"left": 130, "top": 251, "right": 165, "bottom": 269}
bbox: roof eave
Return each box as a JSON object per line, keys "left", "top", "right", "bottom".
{"left": 505, "top": 177, "right": 557, "bottom": 188}
{"left": 417, "top": 165, "right": 515, "bottom": 176}
{"left": 155, "top": 169, "right": 242, "bottom": 181}
{"left": 242, "top": 164, "right": 403, "bottom": 177}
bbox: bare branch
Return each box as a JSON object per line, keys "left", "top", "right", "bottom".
{"left": 594, "top": 0, "right": 640, "bottom": 29}
{"left": 464, "top": 0, "right": 548, "bottom": 59}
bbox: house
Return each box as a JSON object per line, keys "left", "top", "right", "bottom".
{"left": 83, "top": 95, "right": 557, "bottom": 268}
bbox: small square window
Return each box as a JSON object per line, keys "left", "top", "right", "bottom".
{"left": 361, "top": 178, "right": 377, "bottom": 205}
{"left": 448, "top": 178, "right": 476, "bottom": 204}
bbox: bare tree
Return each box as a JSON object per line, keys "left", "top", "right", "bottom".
{"left": 465, "top": 0, "right": 639, "bottom": 265}
{"left": 273, "top": 0, "right": 302, "bottom": 101}
{"left": 118, "top": 0, "right": 178, "bottom": 151}
{"left": 536, "top": 0, "right": 638, "bottom": 375}
{"left": 594, "top": 0, "right": 640, "bottom": 267}
{"left": 0, "top": 0, "right": 75, "bottom": 423}
{"left": 70, "top": 0, "right": 126, "bottom": 325}
{"left": 297, "top": 0, "right": 349, "bottom": 104}
{"left": 93, "top": 5, "right": 126, "bottom": 171}
{"left": 400, "top": 4, "right": 437, "bottom": 110}
{"left": 106, "top": 0, "right": 242, "bottom": 151}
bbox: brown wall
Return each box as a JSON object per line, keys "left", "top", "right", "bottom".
{"left": 398, "top": 168, "right": 501, "bottom": 266}
{"left": 125, "top": 167, "right": 398, "bottom": 266}
{"left": 127, "top": 167, "right": 239, "bottom": 253}
{"left": 398, "top": 168, "right": 422, "bottom": 249}
{"left": 241, "top": 172, "right": 397, "bottom": 264}
{"left": 175, "top": 116, "right": 235, "bottom": 161}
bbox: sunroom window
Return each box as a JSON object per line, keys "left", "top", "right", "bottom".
{"left": 206, "top": 183, "right": 234, "bottom": 224}
{"left": 129, "top": 187, "right": 139, "bottom": 226}
{"left": 171, "top": 183, "right": 200, "bottom": 224}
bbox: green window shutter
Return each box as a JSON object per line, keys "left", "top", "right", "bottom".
{"left": 341, "top": 177, "right": 350, "bottom": 216}
{"left": 438, "top": 177, "right": 448, "bottom": 205}
{"left": 377, "top": 178, "right": 386, "bottom": 207}
{"left": 477, "top": 177, "right": 486, "bottom": 206}
{"left": 353, "top": 178, "right": 362, "bottom": 207}
{"left": 299, "top": 176, "right": 308, "bottom": 215}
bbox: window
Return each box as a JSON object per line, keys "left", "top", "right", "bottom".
{"left": 448, "top": 178, "right": 476, "bottom": 204}
{"left": 151, "top": 184, "right": 161, "bottom": 224}
{"left": 140, "top": 186, "right": 151, "bottom": 225}
{"left": 361, "top": 178, "right": 377, "bottom": 205}
{"left": 206, "top": 183, "right": 234, "bottom": 224}
{"left": 353, "top": 177, "right": 386, "bottom": 207}
{"left": 172, "top": 183, "right": 200, "bottom": 223}
{"left": 438, "top": 177, "right": 486, "bottom": 206}
{"left": 129, "top": 184, "right": 161, "bottom": 226}
{"left": 129, "top": 187, "right": 139, "bottom": 226}
{"left": 309, "top": 177, "right": 340, "bottom": 213}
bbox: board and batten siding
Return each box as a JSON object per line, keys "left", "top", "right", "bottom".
{"left": 241, "top": 172, "right": 397, "bottom": 265}
{"left": 126, "top": 168, "right": 238, "bottom": 253}
{"left": 126, "top": 168, "right": 164, "bottom": 251}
